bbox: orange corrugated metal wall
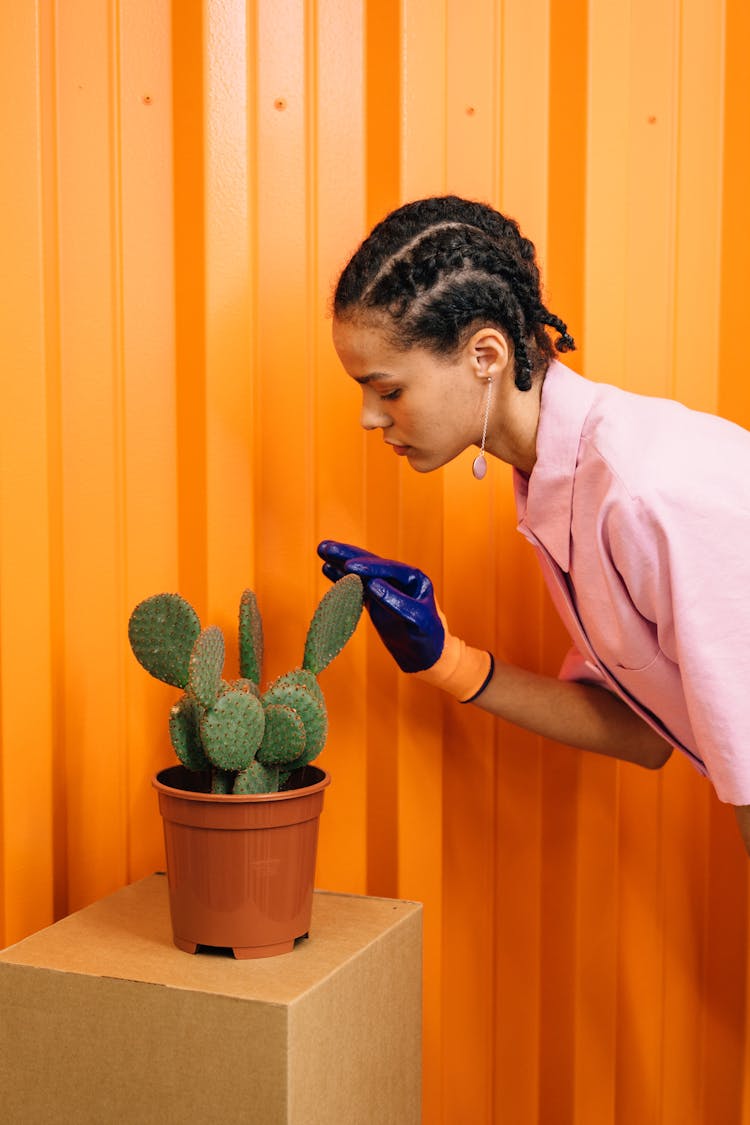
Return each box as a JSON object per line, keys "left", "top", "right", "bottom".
{"left": 1, "top": 2, "right": 749, "bottom": 1121}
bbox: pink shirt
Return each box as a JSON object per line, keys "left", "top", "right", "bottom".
{"left": 514, "top": 361, "right": 750, "bottom": 805}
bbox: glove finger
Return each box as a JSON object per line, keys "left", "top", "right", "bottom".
{"left": 346, "top": 556, "right": 433, "bottom": 600}
{"left": 321, "top": 562, "right": 347, "bottom": 584}
{"left": 317, "top": 540, "right": 373, "bottom": 567}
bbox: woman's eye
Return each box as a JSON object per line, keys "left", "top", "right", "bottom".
{"left": 381, "top": 388, "right": 401, "bottom": 401}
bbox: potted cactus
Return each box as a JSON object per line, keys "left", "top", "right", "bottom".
{"left": 128, "top": 574, "right": 363, "bottom": 959}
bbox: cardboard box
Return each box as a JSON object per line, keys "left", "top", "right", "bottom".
{"left": 0, "top": 874, "right": 422, "bottom": 1124}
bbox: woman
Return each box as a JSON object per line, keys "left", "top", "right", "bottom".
{"left": 317, "top": 194, "right": 750, "bottom": 855}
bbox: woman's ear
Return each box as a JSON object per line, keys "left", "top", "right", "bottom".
{"left": 468, "top": 327, "right": 510, "bottom": 379}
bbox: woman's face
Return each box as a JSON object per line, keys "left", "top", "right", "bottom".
{"left": 332, "top": 317, "right": 488, "bottom": 473}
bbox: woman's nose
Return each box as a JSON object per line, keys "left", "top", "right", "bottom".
{"left": 360, "top": 391, "right": 391, "bottom": 431}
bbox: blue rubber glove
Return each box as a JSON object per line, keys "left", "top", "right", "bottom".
{"left": 317, "top": 540, "right": 444, "bottom": 672}
{"left": 317, "top": 540, "right": 493, "bottom": 701}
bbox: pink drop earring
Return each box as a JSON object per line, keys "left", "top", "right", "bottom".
{"left": 472, "top": 377, "right": 493, "bottom": 480}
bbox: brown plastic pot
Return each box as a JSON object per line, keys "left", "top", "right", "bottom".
{"left": 152, "top": 764, "right": 330, "bottom": 959}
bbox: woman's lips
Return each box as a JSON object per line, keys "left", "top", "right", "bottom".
{"left": 389, "top": 444, "right": 410, "bottom": 456}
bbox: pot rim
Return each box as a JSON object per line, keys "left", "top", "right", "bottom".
{"left": 152, "top": 763, "right": 331, "bottom": 804}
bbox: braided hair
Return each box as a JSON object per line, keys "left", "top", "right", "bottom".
{"left": 334, "top": 196, "right": 575, "bottom": 391}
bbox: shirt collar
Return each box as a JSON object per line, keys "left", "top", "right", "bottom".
{"left": 514, "top": 361, "right": 598, "bottom": 572}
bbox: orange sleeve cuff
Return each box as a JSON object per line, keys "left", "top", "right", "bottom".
{"left": 414, "top": 630, "right": 493, "bottom": 702}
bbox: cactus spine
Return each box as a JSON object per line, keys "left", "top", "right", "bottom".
{"left": 128, "top": 574, "right": 363, "bottom": 794}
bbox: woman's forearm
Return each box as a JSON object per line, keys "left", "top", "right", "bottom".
{"left": 471, "top": 660, "right": 673, "bottom": 769}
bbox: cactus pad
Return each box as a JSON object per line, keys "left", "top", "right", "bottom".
{"left": 227, "top": 677, "right": 261, "bottom": 698}
{"left": 271, "top": 667, "right": 324, "bottom": 705}
{"left": 263, "top": 679, "right": 327, "bottom": 765}
{"left": 169, "top": 694, "right": 209, "bottom": 771}
{"left": 200, "top": 688, "right": 265, "bottom": 771}
{"left": 188, "top": 626, "right": 225, "bottom": 709}
{"left": 211, "top": 769, "right": 234, "bottom": 794}
{"left": 303, "top": 574, "right": 363, "bottom": 675}
{"left": 128, "top": 593, "right": 200, "bottom": 688}
{"left": 239, "top": 589, "right": 264, "bottom": 683}
{"left": 257, "top": 704, "right": 307, "bottom": 766}
{"left": 233, "top": 760, "right": 281, "bottom": 794}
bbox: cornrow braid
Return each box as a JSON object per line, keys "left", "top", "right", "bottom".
{"left": 334, "top": 195, "right": 575, "bottom": 390}
{"left": 536, "top": 305, "right": 576, "bottom": 353}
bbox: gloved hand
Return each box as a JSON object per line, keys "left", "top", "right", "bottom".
{"left": 317, "top": 540, "right": 493, "bottom": 702}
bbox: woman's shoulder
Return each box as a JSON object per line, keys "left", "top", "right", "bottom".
{"left": 578, "top": 378, "right": 750, "bottom": 515}
{"left": 536, "top": 361, "right": 750, "bottom": 530}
